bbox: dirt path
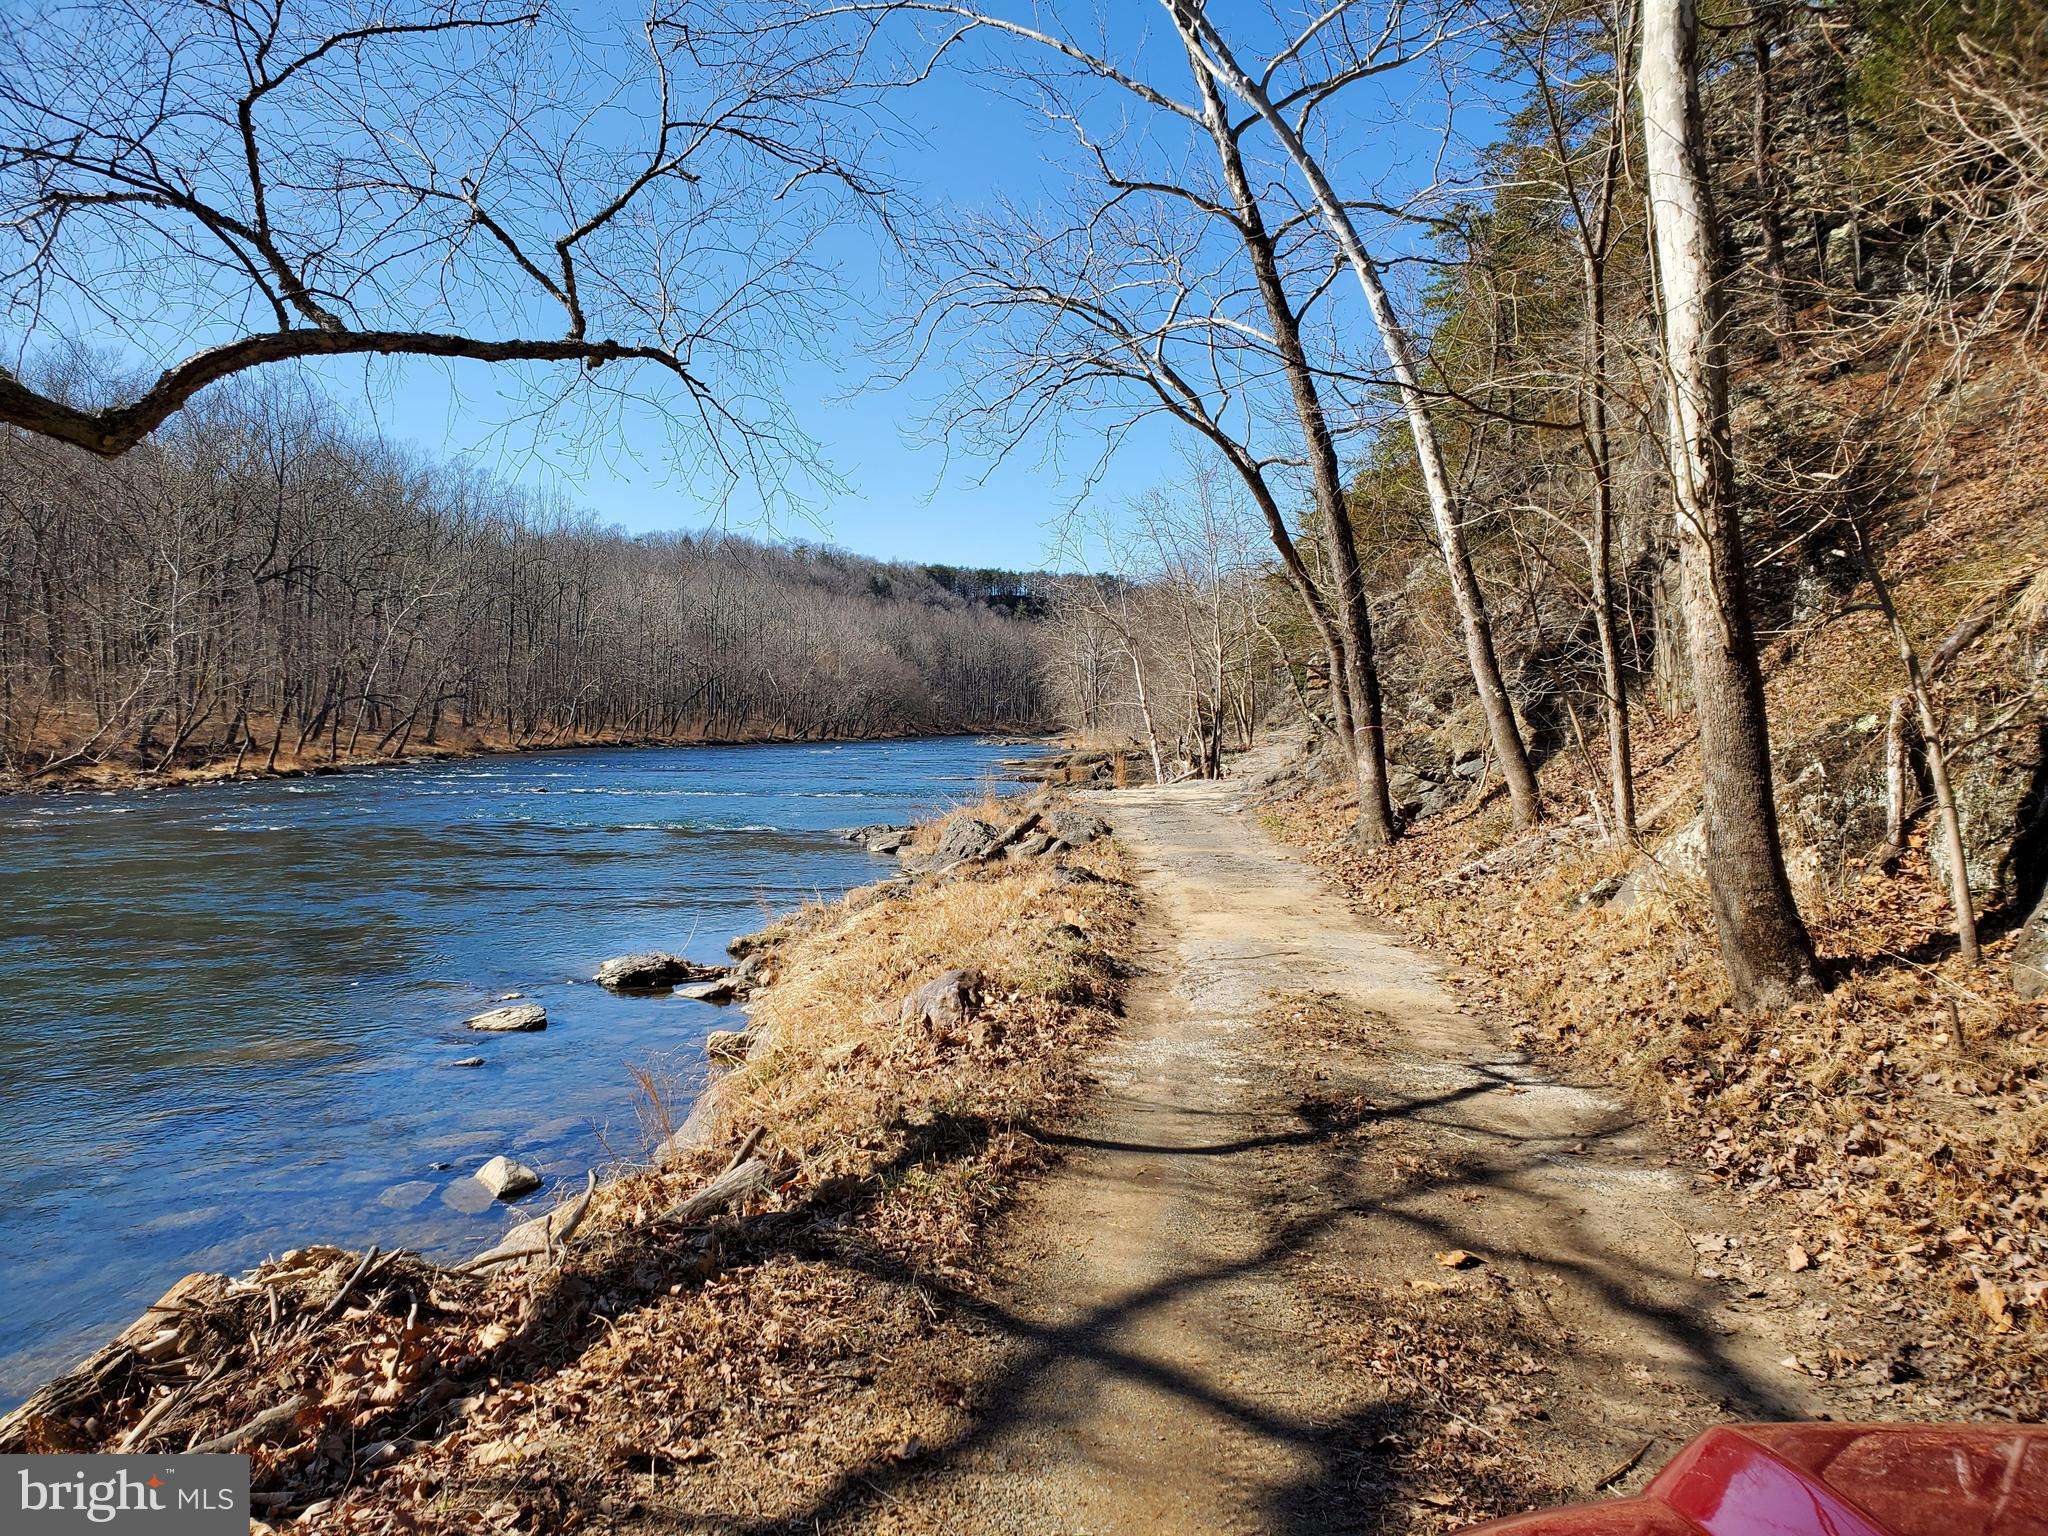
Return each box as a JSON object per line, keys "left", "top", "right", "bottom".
{"left": 858, "top": 759, "right": 1843, "bottom": 1535}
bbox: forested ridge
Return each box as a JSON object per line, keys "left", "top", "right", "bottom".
{"left": 0, "top": 384, "right": 1049, "bottom": 787}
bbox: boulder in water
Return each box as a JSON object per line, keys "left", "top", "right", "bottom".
{"left": 677, "top": 975, "right": 741, "bottom": 1005}
{"left": 594, "top": 952, "right": 719, "bottom": 991}
{"left": 844, "top": 823, "right": 913, "bottom": 854}
{"left": 474, "top": 1155, "right": 541, "bottom": 1200}
{"left": 465, "top": 1003, "right": 546, "bottom": 1032}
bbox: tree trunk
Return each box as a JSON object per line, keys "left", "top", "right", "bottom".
{"left": 1749, "top": 9, "right": 1796, "bottom": 359}
{"left": 1585, "top": 255, "right": 1638, "bottom": 842}
{"left": 1640, "top": 0, "right": 1819, "bottom": 1005}
{"left": 1126, "top": 641, "right": 1166, "bottom": 785}
{"left": 1878, "top": 693, "right": 1915, "bottom": 866}
{"left": 1191, "top": 59, "right": 1396, "bottom": 840}
{"left": 1850, "top": 521, "right": 1980, "bottom": 963}
{"left": 1174, "top": 3, "right": 1542, "bottom": 828}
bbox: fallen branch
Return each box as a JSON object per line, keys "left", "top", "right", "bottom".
{"left": 116, "top": 1358, "right": 229, "bottom": 1453}
{"left": 973, "top": 806, "right": 1044, "bottom": 863}
{"left": 308, "top": 1246, "right": 383, "bottom": 1329}
{"left": 666, "top": 1156, "right": 772, "bottom": 1225}
{"left": 457, "top": 1172, "right": 599, "bottom": 1273}
{"left": 187, "top": 1394, "right": 307, "bottom": 1455}
{"left": 725, "top": 1126, "right": 766, "bottom": 1173}
{"left": 1591, "top": 1438, "right": 1654, "bottom": 1491}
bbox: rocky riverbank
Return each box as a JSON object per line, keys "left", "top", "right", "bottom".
{"left": 0, "top": 788, "right": 1139, "bottom": 1534}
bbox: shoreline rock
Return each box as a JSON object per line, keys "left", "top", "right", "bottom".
{"left": 705, "top": 1028, "right": 752, "bottom": 1065}
{"left": 843, "top": 823, "right": 914, "bottom": 854}
{"left": 594, "top": 952, "right": 722, "bottom": 991}
{"left": 899, "top": 968, "right": 985, "bottom": 1034}
{"left": 678, "top": 975, "right": 742, "bottom": 1005}
{"left": 474, "top": 1155, "right": 540, "bottom": 1200}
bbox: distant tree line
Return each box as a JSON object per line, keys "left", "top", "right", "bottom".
{"left": 0, "top": 380, "right": 1047, "bottom": 784}
{"left": 1040, "top": 461, "right": 1282, "bottom": 784}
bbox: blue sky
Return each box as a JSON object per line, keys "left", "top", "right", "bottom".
{"left": 14, "top": 2, "right": 1485, "bottom": 573}
{"left": 294, "top": 45, "right": 1192, "bottom": 573}
{"left": 283, "top": 6, "right": 1472, "bottom": 574}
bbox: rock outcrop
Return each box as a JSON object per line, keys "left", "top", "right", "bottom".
{"left": 928, "top": 817, "right": 999, "bottom": 866}
{"left": 2017, "top": 889, "right": 2048, "bottom": 1000}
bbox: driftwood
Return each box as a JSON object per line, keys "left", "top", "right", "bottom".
{"left": 0, "top": 1272, "right": 227, "bottom": 1452}
{"left": 927, "top": 799, "right": 1053, "bottom": 878}
{"left": 725, "top": 1126, "right": 766, "bottom": 1172}
{"left": 186, "top": 1393, "right": 307, "bottom": 1454}
{"left": 666, "top": 1156, "right": 771, "bottom": 1224}
{"left": 116, "top": 1357, "right": 230, "bottom": 1453}
{"left": 974, "top": 806, "right": 1044, "bottom": 862}
{"left": 457, "top": 1171, "right": 598, "bottom": 1273}
{"left": 308, "top": 1245, "right": 383, "bottom": 1328}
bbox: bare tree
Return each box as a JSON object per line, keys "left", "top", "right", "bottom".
{"left": 1510, "top": 0, "right": 1640, "bottom": 840}
{"left": 905, "top": 180, "right": 1382, "bottom": 789}
{"left": 1184, "top": 53, "right": 1396, "bottom": 838}
{"left": 804, "top": 0, "right": 1422, "bottom": 828}
{"left": 1047, "top": 457, "right": 1274, "bottom": 780}
{"left": 1639, "top": 0, "right": 1818, "bottom": 1003}
{"left": 1164, "top": 0, "right": 1546, "bottom": 828}
{"left": 0, "top": 0, "right": 877, "bottom": 488}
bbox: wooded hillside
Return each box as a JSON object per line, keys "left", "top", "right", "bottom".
{"left": 1031, "top": 0, "right": 2045, "bottom": 1003}
{"left": 0, "top": 382, "right": 1049, "bottom": 787}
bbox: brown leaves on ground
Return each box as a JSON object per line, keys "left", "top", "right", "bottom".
{"left": 1290, "top": 1253, "right": 1580, "bottom": 1534}
{"left": 1263, "top": 730, "right": 2048, "bottom": 1416}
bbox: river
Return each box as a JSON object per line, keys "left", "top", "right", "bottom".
{"left": 0, "top": 736, "right": 1028, "bottom": 1405}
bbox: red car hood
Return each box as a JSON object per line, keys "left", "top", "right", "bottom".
{"left": 1459, "top": 1423, "right": 2048, "bottom": 1536}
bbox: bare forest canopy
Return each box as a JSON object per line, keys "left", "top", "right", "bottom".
{"left": 0, "top": 382, "right": 1051, "bottom": 785}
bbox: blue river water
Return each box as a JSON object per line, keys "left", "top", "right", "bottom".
{"left": 0, "top": 737, "right": 1027, "bottom": 1404}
